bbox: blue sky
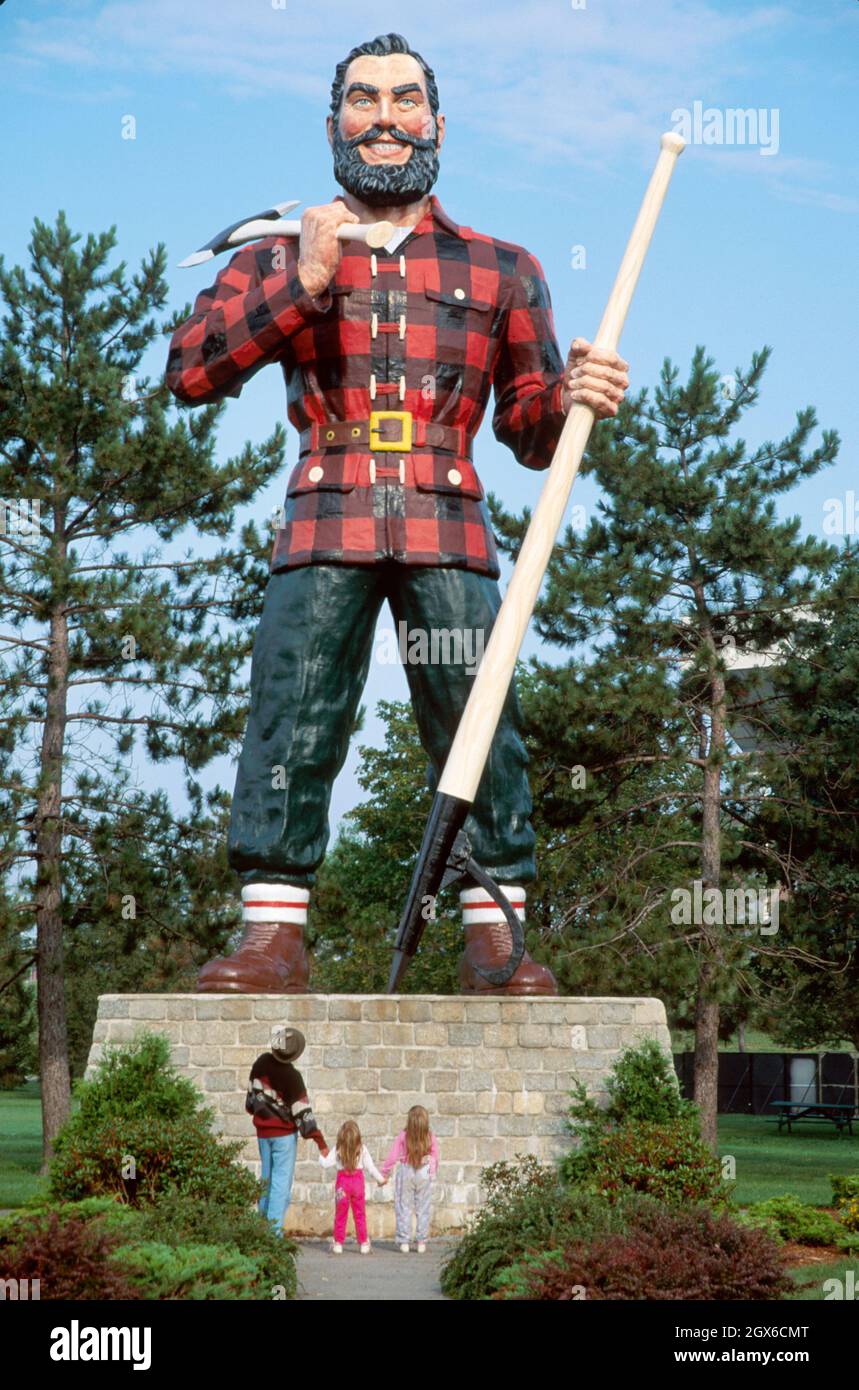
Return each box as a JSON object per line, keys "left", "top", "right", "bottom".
{"left": 2, "top": 0, "right": 856, "bottom": 836}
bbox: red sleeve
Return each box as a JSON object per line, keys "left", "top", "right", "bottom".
{"left": 165, "top": 239, "right": 333, "bottom": 405}
{"left": 491, "top": 248, "right": 566, "bottom": 471}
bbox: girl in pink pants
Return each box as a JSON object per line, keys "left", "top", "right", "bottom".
{"left": 319, "top": 1120, "right": 386, "bottom": 1253}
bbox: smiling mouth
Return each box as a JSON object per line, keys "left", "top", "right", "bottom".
{"left": 360, "top": 139, "right": 412, "bottom": 161}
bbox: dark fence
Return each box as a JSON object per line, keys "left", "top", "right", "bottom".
{"left": 673, "top": 1051, "right": 859, "bottom": 1115}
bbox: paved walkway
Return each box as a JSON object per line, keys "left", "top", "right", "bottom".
{"left": 294, "top": 1237, "right": 455, "bottom": 1301}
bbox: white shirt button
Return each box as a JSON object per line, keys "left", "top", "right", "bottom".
{"left": 308, "top": 465, "right": 324, "bottom": 482}
{"left": 447, "top": 468, "right": 462, "bottom": 485}
{"left": 454, "top": 287, "right": 466, "bottom": 300}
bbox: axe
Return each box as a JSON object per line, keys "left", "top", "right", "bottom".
{"left": 178, "top": 200, "right": 396, "bottom": 267}
{"left": 387, "top": 131, "right": 687, "bottom": 993}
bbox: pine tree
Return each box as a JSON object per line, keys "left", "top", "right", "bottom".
{"left": 311, "top": 700, "right": 462, "bottom": 993}
{"left": 0, "top": 900, "right": 37, "bottom": 1089}
{"left": 750, "top": 549, "right": 859, "bottom": 1050}
{"left": 490, "top": 346, "right": 839, "bottom": 1145}
{"left": 0, "top": 213, "right": 284, "bottom": 1158}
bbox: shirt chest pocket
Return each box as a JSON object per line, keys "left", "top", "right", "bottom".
{"left": 419, "top": 284, "right": 494, "bottom": 372}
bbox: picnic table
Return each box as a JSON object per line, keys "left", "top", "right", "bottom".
{"left": 770, "top": 1100, "right": 859, "bottom": 1135}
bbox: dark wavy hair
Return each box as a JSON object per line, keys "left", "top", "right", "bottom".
{"left": 329, "top": 32, "right": 440, "bottom": 122}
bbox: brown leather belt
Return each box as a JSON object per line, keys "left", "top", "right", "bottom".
{"left": 300, "top": 412, "right": 470, "bottom": 457}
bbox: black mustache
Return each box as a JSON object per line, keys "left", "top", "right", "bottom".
{"left": 345, "top": 124, "right": 437, "bottom": 153}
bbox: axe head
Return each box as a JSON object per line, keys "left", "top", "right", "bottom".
{"left": 178, "top": 200, "right": 301, "bottom": 268}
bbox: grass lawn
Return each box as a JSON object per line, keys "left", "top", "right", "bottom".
{"left": 672, "top": 1028, "right": 856, "bottom": 1053}
{"left": 787, "top": 1259, "right": 858, "bottom": 1300}
{"left": 0, "top": 1081, "right": 48, "bottom": 1209}
{"left": 3, "top": 1084, "right": 857, "bottom": 1300}
{"left": 718, "top": 1113, "right": 859, "bottom": 1206}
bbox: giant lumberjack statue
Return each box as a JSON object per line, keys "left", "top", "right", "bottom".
{"left": 166, "top": 33, "right": 630, "bottom": 996}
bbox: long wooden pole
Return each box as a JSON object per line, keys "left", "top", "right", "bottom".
{"left": 438, "top": 132, "right": 685, "bottom": 803}
{"left": 388, "top": 131, "right": 685, "bottom": 990}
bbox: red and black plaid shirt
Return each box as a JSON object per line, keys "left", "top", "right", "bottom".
{"left": 166, "top": 196, "right": 566, "bottom": 578}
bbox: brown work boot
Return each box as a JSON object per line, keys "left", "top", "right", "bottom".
{"left": 197, "top": 921, "right": 310, "bottom": 994}
{"left": 458, "top": 919, "right": 558, "bottom": 996}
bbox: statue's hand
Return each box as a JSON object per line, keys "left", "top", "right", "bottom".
{"left": 562, "top": 338, "right": 630, "bottom": 419}
{"left": 297, "top": 202, "right": 360, "bottom": 299}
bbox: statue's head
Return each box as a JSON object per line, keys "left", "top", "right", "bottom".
{"left": 327, "top": 32, "right": 444, "bottom": 207}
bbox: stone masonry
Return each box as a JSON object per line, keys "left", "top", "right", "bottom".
{"left": 87, "top": 993, "right": 671, "bottom": 1237}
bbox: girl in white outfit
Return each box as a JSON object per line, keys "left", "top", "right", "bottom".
{"left": 319, "top": 1119, "right": 385, "bottom": 1253}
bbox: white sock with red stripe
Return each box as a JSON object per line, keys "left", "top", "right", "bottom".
{"left": 460, "top": 884, "right": 526, "bottom": 926}
{"left": 241, "top": 883, "right": 310, "bottom": 926}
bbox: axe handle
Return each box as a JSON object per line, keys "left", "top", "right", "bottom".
{"left": 226, "top": 218, "right": 395, "bottom": 251}
{"left": 437, "top": 132, "right": 685, "bottom": 805}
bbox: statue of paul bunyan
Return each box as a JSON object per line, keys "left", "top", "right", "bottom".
{"left": 166, "top": 32, "right": 629, "bottom": 996}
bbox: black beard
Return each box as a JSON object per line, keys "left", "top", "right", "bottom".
{"left": 332, "top": 123, "right": 440, "bottom": 207}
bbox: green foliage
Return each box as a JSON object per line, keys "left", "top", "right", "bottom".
{"left": 490, "top": 346, "right": 842, "bottom": 1122}
{"left": 561, "top": 1041, "right": 717, "bottom": 1206}
{"left": 62, "top": 788, "right": 242, "bottom": 1078}
{"left": 562, "top": 1117, "right": 727, "bottom": 1208}
{"left": 830, "top": 1173, "right": 859, "bottom": 1228}
{"left": 50, "top": 1114, "right": 258, "bottom": 1206}
{"left": 69, "top": 1032, "right": 201, "bottom": 1127}
{"left": 311, "top": 700, "right": 463, "bottom": 994}
{"left": 0, "top": 211, "right": 282, "bottom": 1130}
{"left": 835, "top": 1197, "right": 859, "bottom": 1235}
{"left": 49, "top": 1034, "right": 259, "bottom": 1207}
{"left": 112, "top": 1241, "right": 259, "bottom": 1301}
{"left": 742, "top": 1194, "right": 857, "bottom": 1250}
{"left": 751, "top": 556, "right": 859, "bottom": 1053}
{"left": 439, "top": 1155, "right": 630, "bottom": 1300}
{"left": 497, "top": 1201, "right": 790, "bottom": 1301}
{"left": 2, "top": 1190, "right": 297, "bottom": 1300}
{"left": 127, "top": 1190, "right": 297, "bottom": 1297}
{"left": 491, "top": 1246, "right": 566, "bottom": 1300}
{"left": 603, "top": 1037, "right": 690, "bottom": 1122}
{"left": 0, "top": 917, "right": 36, "bottom": 1089}
{"left": 566, "top": 1039, "right": 691, "bottom": 1145}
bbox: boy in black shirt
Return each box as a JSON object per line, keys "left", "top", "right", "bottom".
{"left": 247, "top": 1026, "right": 328, "bottom": 1234}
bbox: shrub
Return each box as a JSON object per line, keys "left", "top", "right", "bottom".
{"left": 440, "top": 1155, "right": 630, "bottom": 1301}
{"left": 0, "top": 1212, "right": 141, "bottom": 1300}
{"left": 1, "top": 1192, "right": 297, "bottom": 1300}
{"left": 601, "top": 1037, "right": 692, "bottom": 1126}
{"left": 560, "top": 1040, "right": 719, "bottom": 1206}
{"left": 742, "top": 1195, "right": 857, "bottom": 1250}
{"left": 112, "top": 1242, "right": 259, "bottom": 1300}
{"left": 831, "top": 1176, "right": 859, "bottom": 1234}
{"left": 498, "top": 1201, "right": 790, "bottom": 1301}
{"left": 71, "top": 1032, "right": 202, "bottom": 1127}
{"left": 562, "top": 1117, "right": 727, "bottom": 1208}
{"left": 8, "top": 1195, "right": 139, "bottom": 1241}
{"left": 49, "top": 1034, "right": 260, "bottom": 1210}
{"left": 565, "top": 1038, "right": 693, "bottom": 1148}
{"left": 50, "top": 1114, "right": 259, "bottom": 1207}
{"left": 133, "top": 1191, "right": 298, "bottom": 1298}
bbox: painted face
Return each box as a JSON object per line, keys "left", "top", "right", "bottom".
{"left": 330, "top": 53, "right": 443, "bottom": 207}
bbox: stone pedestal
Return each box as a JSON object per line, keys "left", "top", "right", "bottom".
{"left": 87, "top": 993, "right": 670, "bottom": 1236}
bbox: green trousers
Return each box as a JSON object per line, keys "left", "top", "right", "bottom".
{"left": 228, "top": 563, "right": 536, "bottom": 888}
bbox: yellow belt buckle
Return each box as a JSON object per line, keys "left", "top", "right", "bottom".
{"left": 369, "top": 409, "right": 412, "bottom": 452}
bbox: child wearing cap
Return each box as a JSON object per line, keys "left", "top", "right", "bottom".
{"left": 246, "top": 1026, "right": 328, "bottom": 1235}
